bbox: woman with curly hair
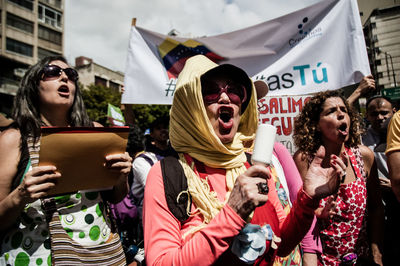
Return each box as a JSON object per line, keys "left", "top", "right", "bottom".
{"left": 293, "top": 90, "right": 383, "bottom": 265}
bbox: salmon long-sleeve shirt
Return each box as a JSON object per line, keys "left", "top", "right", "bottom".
{"left": 143, "top": 145, "right": 319, "bottom": 265}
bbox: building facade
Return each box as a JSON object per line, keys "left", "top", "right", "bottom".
{"left": 357, "top": 0, "right": 399, "bottom": 25}
{"left": 0, "top": 0, "right": 64, "bottom": 115}
{"left": 75, "top": 56, "right": 124, "bottom": 93}
{"left": 358, "top": 1, "right": 400, "bottom": 92}
{"left": 363, "top": 5, "right": 400, "bottom": 91}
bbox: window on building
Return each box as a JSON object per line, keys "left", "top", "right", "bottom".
{"left": 41, "top": 0, "right": 62, "bottom": 9}
{"left": 95, "top": 76, "right": 107, "bottom": 87}
{"left": 38, "top": 25, "right": 62, "bottom": 45}
{"left": 38, "top": 5, "right": 42, "bottom": 19}
{"left": 376, "top": 59, "right": 381, "bottom": 66}
{"left": 6, "top": 38, "right": 33, "bottom": 57}
{"left": 109, "top": 81, "right": 120, "bottom": 92}
{"left": 38, "top": 3, "right": 62, "bottom": 29}
{"left": 38, "top": 47, "right": 60, "bottom": 60}
{"left": 6, "top": 13, "right": 34, "bottom": 33}
{"left": 7, "top": 0, "right": 33, "bottom": 11}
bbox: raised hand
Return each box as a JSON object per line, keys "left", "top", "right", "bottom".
{"left": 302, "top": 146, "right": 345, "bottom": 200}
{"left": 227, "top": 164, "right": 270, "bottom": 220}
{"left": 357, "top": 75, "right": 376, "bottom": 95}
{"left": 315, "top": 195, "right": 337, "bottom": 220}
{"left": 17, "top": 165, "right": 61, "bottom": 203}
{"left": 347, "top": 75, "right": 376, "bottom": 105}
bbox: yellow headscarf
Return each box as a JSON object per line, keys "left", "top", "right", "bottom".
{"left": 169, "top": 55, "right": 258, "bottom": 237}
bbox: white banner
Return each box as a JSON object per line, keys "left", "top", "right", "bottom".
{"left": 122, "top": 0, "right": 370, "bottom": 105}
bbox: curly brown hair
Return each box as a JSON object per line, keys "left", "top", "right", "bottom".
{"left": 293, "top": 90, "right": 362, "bottom": 155}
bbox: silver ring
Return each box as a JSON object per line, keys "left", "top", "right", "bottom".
{"left": 257, "top": 182, "right": 269, "bottom": 195}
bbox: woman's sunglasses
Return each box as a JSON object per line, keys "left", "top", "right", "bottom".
{"left": 202, "top": 82, "right": 247, "bottom": 105}
{"left": 41, "top": 64, "right": 79, "bottom": 82}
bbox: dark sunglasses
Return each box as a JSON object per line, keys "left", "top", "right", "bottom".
{"left": 202, "top": 82, "right": 247, "bottom": 105}
{"left": 41, "top": 64, "right": 79, "bottom": 82}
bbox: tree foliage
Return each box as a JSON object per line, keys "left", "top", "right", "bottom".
{"left": 82, "top": 84, "right": 121, "bottom": 126}
{"left": 82, "top": 84, "right": 170, "bottom": 129}
{"left": 130, "top": 104, "right": 170, "bottom": 131}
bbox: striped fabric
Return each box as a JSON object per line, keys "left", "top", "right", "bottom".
{"left": 28, "top": 137, "right": 126, "bottom": 265}
{"left": 48, "top": 215, "right": 125, "bottom": 266}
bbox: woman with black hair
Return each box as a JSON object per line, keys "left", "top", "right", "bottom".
{"left": 0, "top": 56, "right": 131, "bottom": 265}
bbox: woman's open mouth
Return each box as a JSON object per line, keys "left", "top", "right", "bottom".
{"left": 218, "top": 106, "right": 234, "bottom": 133}
{"left": 58, "top": 85, "right": 70, "bottom": 98}
{"left": 338, "top": 122, "right": 348, "bottom": 136}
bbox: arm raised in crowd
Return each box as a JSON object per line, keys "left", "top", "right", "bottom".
{"left": 278, "top": 146, "right": 344, "bottom": 256}
{"left": 347, "top": 75, "right": 375, "bottom": 106}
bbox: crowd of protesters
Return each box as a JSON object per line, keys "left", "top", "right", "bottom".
{"left": 1, "top": 54, "right": 400, "bottom": 266}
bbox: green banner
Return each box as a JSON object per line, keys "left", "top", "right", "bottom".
{"left": 382, "top": 87, "right": 400, "bottom": 100}
{"left": 107, "top": 103, "right": 125, "bottom": 126}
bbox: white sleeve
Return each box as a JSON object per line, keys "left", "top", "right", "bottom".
{"left": 131, "top": 156, "right": 154, "bottom": 200}
{"left": 132, "top": 157, "right": 153, "bottom": 187}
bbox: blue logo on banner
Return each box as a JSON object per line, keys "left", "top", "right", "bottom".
{"left": 297, "top": 17, "right": 310, "bottom": 35}
{"left": 289, "top": 17, "right": 323, "bottom": 48}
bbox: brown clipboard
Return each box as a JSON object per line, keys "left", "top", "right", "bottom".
{"left": 39, "top": 127, "right": 129, "bottom": 196}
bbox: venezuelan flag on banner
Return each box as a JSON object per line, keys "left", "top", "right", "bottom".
{"left": 123, "top": 0, "right": 369, "bottom": 106}
{"left": 158, "top": 38, "right": 224, "bottom": 79}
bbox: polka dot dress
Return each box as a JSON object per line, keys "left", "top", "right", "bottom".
{"left": 1, "top": 191, "right": 112, "bottom": 266}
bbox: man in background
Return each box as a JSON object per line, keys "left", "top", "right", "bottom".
{"left": 363, "top": 95, "right": 395, "bottom": 179}
{"left": 365, "top": 95, "right": 398, "bottom": 264}
{"left": 131, "top": 116, "right": 176, "bottom": 208}
{"left": 131, "top": 116, "right": 176, "bottom": 226}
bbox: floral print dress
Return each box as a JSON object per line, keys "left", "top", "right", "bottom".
{"left": 318, "top": 147, "right": 369, "bottom": 265}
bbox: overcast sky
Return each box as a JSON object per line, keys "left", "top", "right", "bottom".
{"left": 64, "top": 0, "right": 323, "bottom": 73}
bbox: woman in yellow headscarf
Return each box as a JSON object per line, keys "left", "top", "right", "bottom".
{"left": 143, "top": 55, "right": 345, "bottom": 265}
